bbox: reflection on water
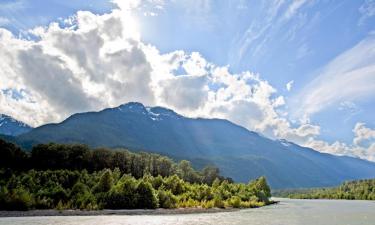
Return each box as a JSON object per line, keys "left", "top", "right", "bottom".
{"left": 1, "top": 198, "right": 375, "bottom": 225}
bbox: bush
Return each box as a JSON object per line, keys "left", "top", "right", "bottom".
{"left": 93, "top": 169, "right": 113, "bottom": 193}
{"left": 213, "top": 196, "right": 224, "bottom": 208}
{"left": 4, "top": 187, "right": 33, "bottom": 210}
{"left": 157, "top": 188, "right": 177, "bottom": 208}
{"left": 103, "top": 175, "right": 138, "bottom": 209}
{"left": 135, "top": 181, "right": 158, "bottom": 209}
{"left": 227, "top": 196, "right": 241, "bottom": 208}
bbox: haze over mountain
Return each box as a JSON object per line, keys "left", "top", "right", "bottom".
{"left": 0, "top": 114, "right": 32, "bottom": 136}
{"left": 9, "top": 102, "right": 375, "bottom": 189}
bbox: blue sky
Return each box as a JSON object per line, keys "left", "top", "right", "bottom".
{"left": 0, "top": 0, "right": 374, "bottom": 160}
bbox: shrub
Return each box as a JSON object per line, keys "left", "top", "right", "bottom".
{"left": 157, "top": 188, "right": 177, "bottom": 208}
{"left": 5, "top": 187, "right": 33, "bottom": 210}
{"left": 227, "top": 196, "right": 241, "bottom": 208}
{"left": 135, "top": 181, "right": 158, "bottom": 209}
{"left": 213, "top": 196, "right": 224, "bottom": 208}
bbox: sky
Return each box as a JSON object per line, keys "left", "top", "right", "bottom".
{"left": 0, "top": 0, "right": 374, "bottom": 161}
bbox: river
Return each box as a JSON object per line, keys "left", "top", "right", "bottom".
{"left": 1, "top": 198, "right": 374, "bottom": 225}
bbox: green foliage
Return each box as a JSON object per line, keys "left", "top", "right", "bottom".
{"left": 164, "top": 175, "right": 185, "bottom": 195}
{"left": 227, "top": 196, "right": 241, "bottom": 208}
{"left": 93, "top": 169, "right": 113, "bottom": 193}
{"left": 157, "top": 188, "right": 177, "bottom": 208}
{"left": 0, "top": 139, "right": 272, "bottom": 210}
{"left": 135, "top": 181, "right": 158, "bottom": 209}
{"left": 213, "top": 195, "right": 225, "bottom": 208}
{"left": 0, "top": 169, "right": 272, "bottom": 210}
{"left": 104, "top": 174, "right": 138, "bottom": 209}
{"left": 0, "top": 186, "right": 33, "bottom": 210}
{"left": 275, "top": 179, "right": 375, "bottom": 200}
{"left": 0, "top": 139, "right": 227, "bottom": 185}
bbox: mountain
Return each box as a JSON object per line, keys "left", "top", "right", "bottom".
{"left": 0, "top": 114, "right": 32, "bottom": 136}
{"left": 12, "top": 102, "right": 375, "bottom": 189}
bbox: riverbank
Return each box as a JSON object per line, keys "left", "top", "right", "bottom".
{"left": 0, "top": 201, "right": 279, "bottom": 217}
{"left": 0, "top": 207, "right": 241, "bottom": 217}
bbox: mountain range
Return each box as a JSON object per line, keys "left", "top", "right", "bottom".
{"left": 2, "top": 102, "right": 375, "bottom": 189}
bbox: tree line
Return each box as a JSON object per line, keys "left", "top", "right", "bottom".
{"left": 0, "top": 139, "right": 229, "bottom": 184}
{"left": 274, "top": 179, "right": 375, "bottom": 200}
{"left": 0, "top": 139, "right": 272, "bottom": 210}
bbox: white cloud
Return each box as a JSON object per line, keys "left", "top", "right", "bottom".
{"left": 291, "top": 35, "right": 375, "bottom": 120}
{"left": 273, "top": 96, "right": 285, "bottom": 107}
{"left": 111, "top": 0, "right": 141, "bottom": 11}
{"left": 283, "top": 0, "right": 308, "bottom": 20}
{"left": 338, "top": 101, "right": 359, "bottom": 112}
{"left": 303, "top": 122, "right": 375, "bottom": 162}
{"left": 182, "top": 52, "right": 208, "bottom": 76}
{"left": 353, "top": 122, "right": 375, "bottom": 146}
{"left": 158, "top": 75, "right": 208, "bottom": 111}
{"left": 0, "top": 4, "right": 151, "bottom": 126}
{"left": 286, "top": 80, "right": 294, "bottom": 91}
{"left": 230, "top": 0, "right": 313, "bottom": 68}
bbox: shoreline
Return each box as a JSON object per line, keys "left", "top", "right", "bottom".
{"left": 0, "top": 207, "right": 240, "bottom": 217}
{"left": 0, "top": 201, "right": 279, "bottom": 217}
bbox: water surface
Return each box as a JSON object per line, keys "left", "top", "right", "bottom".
{"left": 1, "top": 198, "right": 374, "bottom": 225}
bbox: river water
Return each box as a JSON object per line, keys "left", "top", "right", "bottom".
{"left": 1, "top": 198, "right": 374, "bottom": 225}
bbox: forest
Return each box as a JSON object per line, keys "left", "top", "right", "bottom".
{"left": 273, "top": 179, "right": 375, "bottom": 200}
{"left": 0, "top": 139, "right": 272, "bottom": 210}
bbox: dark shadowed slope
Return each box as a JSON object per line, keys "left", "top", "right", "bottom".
{"left": 14, "top": 102, "right": 375, "bottom": 188}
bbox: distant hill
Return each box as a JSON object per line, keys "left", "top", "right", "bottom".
{"left": 12, "top": 102, "right": 375, "bottom": 189}
{"left": 0, "top": 114, "right": 32, "bottom": 136}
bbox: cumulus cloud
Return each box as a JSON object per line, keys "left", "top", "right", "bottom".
{"left": 0, "top": 3, "right": 151, "bottom": 125}
{"left": 304, "top": 122, "right": 375, "bottom": 162}
{"left": 353, "top": 122, "right": 375, "bottom": 146}
{"left": 158, "top": 75, "right": 208, "bottom": 111}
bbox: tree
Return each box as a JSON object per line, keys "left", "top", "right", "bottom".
{"left": 0, "top": 139, "right": 28, "bottom": 170}
{"left": 104, "top": 174, "right": 138, "bottom": 209}
{"left": 157, "top": 188, "right": 177, "bottom": 208}
{"left": 91, "top": 149, "right": 113, "bottom": 171}
{"left": 135, "top": 180, "right": 158, "bottom": 209}
{"left": 255, "top": 176, "right": 271, "bottom": 198}
{"left": 94, "top": 169, "right": 113, "bottom": 193}
{"left": 202, "top": 166, "right": 220, "bottom": 185}
{"left": 177, "top": 160, "right": 200, "bottom": 183}
{"left": 164, "top": 175, "right": 185, "bottom": 195}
